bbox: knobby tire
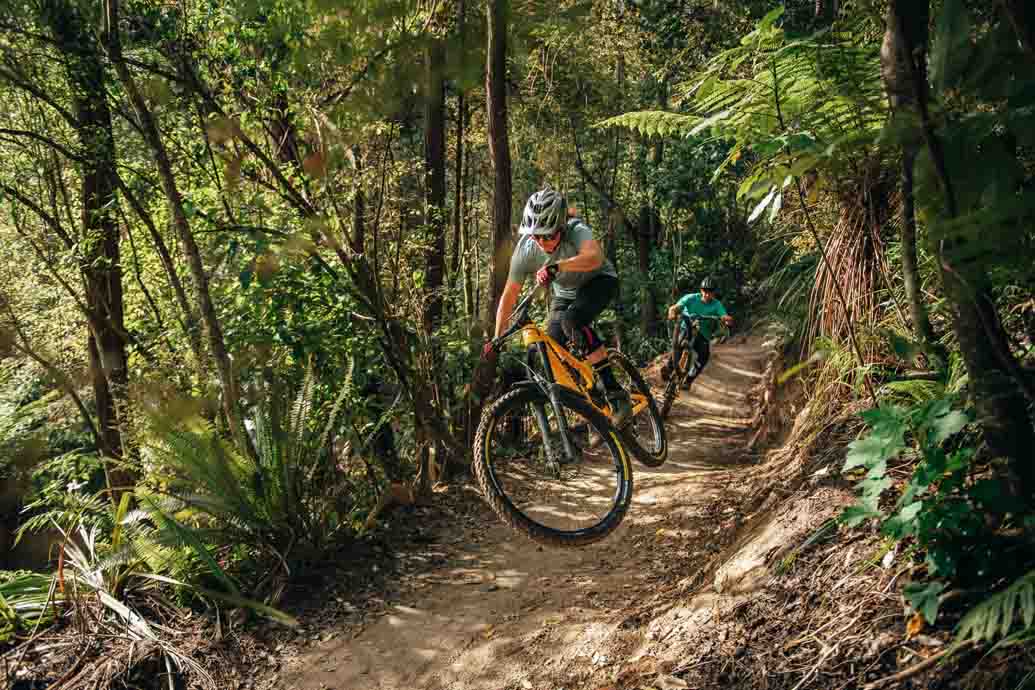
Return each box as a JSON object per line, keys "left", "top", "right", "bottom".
{"left": 607, "top": 349, "right": 667, "bottom": 467}
{"left": 472, "top": 385, "right": 633, "bottom": 548}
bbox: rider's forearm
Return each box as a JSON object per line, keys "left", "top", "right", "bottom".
{"left": 494, "top": 285, "right": 520, "bottom": 338}
{"left": 557, "top": 246, "right": 603, "bottom": 273}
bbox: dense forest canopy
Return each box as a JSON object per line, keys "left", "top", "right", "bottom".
{"left": 1, "top": 0, "right": 1034, "bottom": 686}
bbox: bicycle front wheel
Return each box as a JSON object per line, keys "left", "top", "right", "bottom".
{"left": 473, "top": 385, "right": 633, "bottom": 547}
{"left": 608, "top": 349, "right": 667, "bottom": 467}
{"left": 660, "top": 332, "right": 692, "bottom": 419}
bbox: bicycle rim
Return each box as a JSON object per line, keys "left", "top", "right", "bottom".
{"left": 473, "top": 386, "right": 632, "bottom": 547}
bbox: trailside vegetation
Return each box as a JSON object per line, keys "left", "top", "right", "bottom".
{"left": 0, "top": 0, "right": 1032, "bottom": 685}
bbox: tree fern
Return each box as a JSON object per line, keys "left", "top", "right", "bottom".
{"left": 597, "top": 10, "right": 886, "bottom": 217}
{"left": 596, "top": 110, "right": 699, "bottom": 140}
{"left": 956, "top": 570, "right": 1035, "bottom": 645}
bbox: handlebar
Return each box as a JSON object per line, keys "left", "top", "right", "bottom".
{"left": 488, "top": 286, "right": 544, "bottom": 354}
{"left": 673, "top": 313, "right": 723, "bottom": 328}
{"left": 672, "top": 313, "right": 729, "bottom": 341}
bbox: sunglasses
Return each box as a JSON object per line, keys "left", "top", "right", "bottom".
{"left": 534, "top": 229, "right": 561, "bottom": 244}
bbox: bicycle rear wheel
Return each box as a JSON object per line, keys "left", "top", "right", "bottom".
{"left": 607, "top": 349, "right": 667, "bottom": 467}
{"left": 473, "top": 385, "right": 633, "bottom": 547}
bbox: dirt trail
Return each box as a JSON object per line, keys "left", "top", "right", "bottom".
{"left": 277, "top": 336, "right": 771, "bottom": 690}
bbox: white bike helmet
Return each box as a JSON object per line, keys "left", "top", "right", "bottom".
{"left": 518, "top": 185, "right": 566, "bottom": 235}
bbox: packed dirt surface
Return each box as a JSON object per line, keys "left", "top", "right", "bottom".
{"left": 274, "top": 336, "right": 772, "bottom": 690}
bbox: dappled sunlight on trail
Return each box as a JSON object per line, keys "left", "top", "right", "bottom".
{"left": 277, "top": 336, "right": 772, "bottom": 690}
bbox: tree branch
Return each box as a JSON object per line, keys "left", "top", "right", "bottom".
{"left": 0, "top": 128, "right": 83, "bottom": 162}
{"left": 0, "top": 297, "right": 102, "bottom": 450}
{"left": 571, "top": 122, "right": 638, "bottom": 244}
{"left": 0, "top": 181, "right": 75, "bottom": 249}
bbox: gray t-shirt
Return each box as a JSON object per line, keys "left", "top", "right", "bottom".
{"left": 507, "top": 219, "right": 617, "bottom": 300}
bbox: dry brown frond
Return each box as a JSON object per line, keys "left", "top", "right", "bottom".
{"left": 804, "top": 163, "right": 901, "bottom": 362}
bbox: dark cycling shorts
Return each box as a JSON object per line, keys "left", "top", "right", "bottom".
{"left": 545, "top": 274, "right": 619, "bottom": 352}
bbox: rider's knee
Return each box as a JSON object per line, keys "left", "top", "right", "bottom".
{"left": 560, "top": 312, "right": 580, "bottom": 345}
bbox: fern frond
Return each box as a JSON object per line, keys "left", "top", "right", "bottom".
{"left": 956, "top": 569, "right": 1035, "bottom": 644}
{"left": 144, "top": 496, "right": 240, "bottom": 596}
{"left": 359, "top": 391, "right": 403, "bottom": 455}
{"left": 883, "top": 380, "right": 945, "bottom": 405}
{"left": 320, "top": 356, "right": 356, "bottom": 452}
{"left": 595, "top": 110, "right": 699, "bottom": 138}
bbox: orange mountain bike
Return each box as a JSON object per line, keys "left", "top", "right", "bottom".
{"left": 473, "top": 287, "right": 666, "bottom": 547}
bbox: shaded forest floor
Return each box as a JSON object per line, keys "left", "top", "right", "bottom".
{"left": 227, "top": 334, "right": 1028, "bottom": 690}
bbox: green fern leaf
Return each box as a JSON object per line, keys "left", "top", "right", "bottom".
{"left": 956, "top": 570, "right": 1035, "bottom": 644}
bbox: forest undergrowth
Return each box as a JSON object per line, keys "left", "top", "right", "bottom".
{"left": 3, "top": 0, "right": 1035, "bottom": 688}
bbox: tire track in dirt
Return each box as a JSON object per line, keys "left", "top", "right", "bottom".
{"left": 276, "top": 336, "right": 771, "bottom": 690}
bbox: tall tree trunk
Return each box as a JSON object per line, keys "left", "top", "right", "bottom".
{"left": 462, "top": 146, "right": 476, "bottom": 324}
{"left": 270, "top": 92, "right": 302, "bottom": 167}
{"left": 450, "top": 0, "right": 468, "bottom": 286}
{"left": 881, "top": 0, "right": 937, "bottom": 347}
{"left": 638, "top": 205, "right": 660, "bottom": 335}
{"left": 889, "top": 0, "right": 1035, "bottom": 501}
{"left": 651, "top": 78, "right": 667, "bottom": 170}
{"left": 470, "top": 0, "right": 513, "bottom": 410}
{"left": 451, "top": 95, "right": 467, "bottom": 280}
{"left": 350, "top": 146, "right": 366, "bottom": 254}
{"left": 44, "top": 0, "right": 131, "bottom": 494}
{"left": 418, "top": 35, "right": 448, "bottom": 489}
{"left": 104, "top": 0, "right": 249, "bottom": 455}
{"left": 485, "top": 0, "right": 513, "bottom": 320}
{"left": 423, "top": 38, "right": 447, "bottom": 332}
{"left": 605, "top": 52, "right": 624, "bottom": 349}
{"left": 899, "top": 147, "right": 936, "bottom": 345}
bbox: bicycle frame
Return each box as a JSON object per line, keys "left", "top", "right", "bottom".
{"left": 672, "top": 313, "right": 723, "bottom": 382}
{"left": 521, "top": 324, "right": 649, "bottom": 420}
{"left": 676, "top": 318, "right": 700, "bottom": 377}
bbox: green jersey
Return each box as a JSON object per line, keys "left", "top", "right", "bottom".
{"left": 676, "top": 292, "right": 727, "bottom": 340}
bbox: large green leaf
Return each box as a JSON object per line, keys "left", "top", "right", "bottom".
{"left": 882, "top": 501, "right": 922, "bottom": 539}
{"left": 926, "top": 409, "right": 969, "bottom": 446}
{"left": 748, "top": 186, "right": 776, "bottom": 223}
{"left": 844, "top": 407, "right": 909, "bottom": 472}
{"left": 905, "top": 580, "right": 946, "bottom": 624}
{"left": 840, "top": 504, "right": 880, "bottom": 527}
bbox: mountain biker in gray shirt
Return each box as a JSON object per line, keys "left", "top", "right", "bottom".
{"left": 482, "top": 185, "right": 631, "bottom": 425}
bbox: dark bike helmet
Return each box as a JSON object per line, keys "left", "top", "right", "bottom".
{"left": 700, "top": 276, "right": 717, "bottom": 291}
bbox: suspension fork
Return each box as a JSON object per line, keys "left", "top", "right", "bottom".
{"left": 532, "top": 342, "right": 578, "bottom": 463}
